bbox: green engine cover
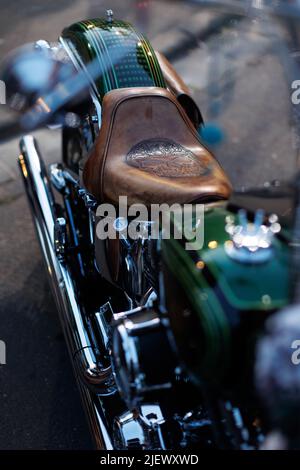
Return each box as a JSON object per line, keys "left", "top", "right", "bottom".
{"left": 162, "top": 203, "right": 290, "bottom": 391}
{"left": 61, "top": 18, "right": 166, "bottom": 101}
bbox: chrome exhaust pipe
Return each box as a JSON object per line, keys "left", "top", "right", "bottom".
{"left": 18, "top": 135, "right": 113, "bottom": 449}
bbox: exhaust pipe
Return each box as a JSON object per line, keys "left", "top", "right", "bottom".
{"left": 18, "top": 135, "right": 113, "bottom": 450}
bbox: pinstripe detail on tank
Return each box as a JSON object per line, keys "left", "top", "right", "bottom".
{"left": 61, "top": 18, "right": 166, "bottom": 100}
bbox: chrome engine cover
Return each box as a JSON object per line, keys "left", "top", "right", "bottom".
{"left": 111, "top": 307, "right": 177, "bottom": 411}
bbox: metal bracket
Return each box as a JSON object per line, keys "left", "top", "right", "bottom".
{"left": 54, "top": 217, "right": 67, "bottom": 261}
{"left": 50, "top": 164, "right": 66, "bottom": 193}
{"left": 77, "top": 188, "right": 98, "bottom": 209}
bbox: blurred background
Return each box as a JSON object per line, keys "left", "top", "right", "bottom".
{"left": 0, "top": 0, "right": 299, "bottom": 449}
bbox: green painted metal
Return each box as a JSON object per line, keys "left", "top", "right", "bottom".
{"left": 162, "top": 204, "right": 290, "bottom": 386}
{"left": 200, "top": 206, "right": 289, "bottom": 311}
{"left": 163, "top": 232, "right": 232, "bottom": 385}
{"left": 61, "top": 18, "right": 166, "bottom": 101}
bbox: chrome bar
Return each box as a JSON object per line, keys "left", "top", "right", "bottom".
{"left": 18, "top": 135, "right": 113, "bottom": 449}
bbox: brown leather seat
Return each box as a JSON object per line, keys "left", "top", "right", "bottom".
{"left": 155, "top": 51, "right": 203, "bottom": 129}
{"left": 83, "top": 87, "right": 232, "bottom": 205}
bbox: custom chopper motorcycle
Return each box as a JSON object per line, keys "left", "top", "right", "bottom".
{"left": 1, "top": 2, "right": 300, "bottom": 450}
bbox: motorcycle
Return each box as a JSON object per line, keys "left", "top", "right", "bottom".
{"left": 0, "top": 3, "right": 299, "bottom": 450}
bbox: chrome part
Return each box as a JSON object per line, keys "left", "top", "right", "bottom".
{"left": 106, "top": 9, "right": 114, "bottom": 23}
{"left": 121, "top": 223, "right": 157, "bottom": 298}
{"left": 18, "top": 135, "right": 113, "bottom": 449}
{"left": 114, "top": 404, "right": 165, "bottom": 450}
{"left": 50, "top": 163, "right": 66, "bottom": 192}
{"left": 91, "top": 114, "right": 98, "bottom": 124}
{"left": 125, "top": 316, "right": 160, "bottom": 332}
{"left": 64, "top": 112, "right": 81, "bottom": 128}
{"left": 95, "top": 312, "right": 110, "bottom": 350}
{"left": 34, "top": 40, "right": 68, "bottom": 61}
{"left": 114, "top": 411, "right": 147, "bottom": 449}
{"left": 88, "top": 208, "right": 95, "bottom": 246}
{"left": 95, "top": 302, "right": 114, "bottom": 350}
{"left": 74, "top": 347, "right": 115, "bottom": 394}
{"left": 54, "top": 217, "right": 66, "bottom": 261}
{"left": 78, "top": 188, "right": 97, "bottom": 209}
{"left": 84, "top": 193, "right": 97, "bottom": 209}
{"left": 140, "top": 287, "right": 157, "bottom": 308}
{"left": 113, "top": 305, "right": 143, "bottom": 322}
{"left": 78, "top": 189, "right": 97, "bottom": 246}
{"left": 140, "top": 404, "right": 165, "bottom": 427}
{"left": 34, "top": 39, "right": 51, "bottom": 50}
{"left": 95, "top": 214, "right": 158, "bottom": 301}
{"left": 225, "top": 209, "right": 281, "bottom": 264}
{"left": 222, "top": 401, "right": 252, "bottom": 450}
{"left": 63, "top": 168, "right": 78, "bottom": 186}
{"left": 112, "top": 307, "right": 175, "bottom": 410}
{"left": 113, "top": 217, "right": 128, "bottom": 232}
{"left": 175, "top": 409, "right": 213, "bottom": 448}
{"left": 50, "top": 164, "right": 96, "bottom": 246}
{"left": 76, "top": 379, "right": 113, "bottom": 450}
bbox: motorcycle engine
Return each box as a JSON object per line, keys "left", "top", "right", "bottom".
{"left": 111, "top": 307, "right": 177, "bottom": 411}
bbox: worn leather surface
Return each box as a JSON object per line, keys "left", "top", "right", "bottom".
{"left": 83, "top": 87, "right": 232, "bottom": 205}
{"left": 155, "top": 51, "right": 191, "bottom": 97}
{"left": 155, "top": 51, "right": 203, "bottom": 128}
